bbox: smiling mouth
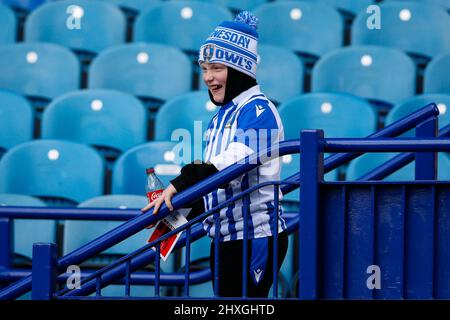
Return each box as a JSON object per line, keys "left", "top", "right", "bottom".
{"left": 210, "top": 84, "right": 223, "bottom": 93}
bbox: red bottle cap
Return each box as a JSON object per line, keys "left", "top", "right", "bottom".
{"left": 146, "top": 168, "right": 154, "bottom": 174}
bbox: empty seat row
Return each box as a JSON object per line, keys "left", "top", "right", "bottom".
{"left": 0, "top": 42, "right": 304, "bottom": 106}
{"left": 312, "top": 45, "right": 416, "bottom": 108}
{"left": 0, "top": 139, "right": 182, "bottom": 204}
{"left": 3, "top": 41, "right": 450, "bottom": 114}
{"left": 0, "top": 42, "right": 80, "bottom": 103}
{"left": 2, "top": 1, "right": 450, "bottom": 63}
{"left": 351, "top": 1, "right": 450, "bottom": 60}
{"left": 0, "top": 193, "right": 171, "bottom": 271}
{"left": 2, "top": 92, "right": 449, "bottom": 194}
{"left": 5, "top": 1, "right": 450, "bottom": 15}
{"left": 42, "top": 89, "right": 147, "bottom": 159}
{"left": 2, "top": 87, "right": 450, "bottom": 162}
{"left": 2, "top": 0, "right": 260, "bottom": 14}
{"left": 3, "top": 0, "right": 232, "bottom": 55}
{"left": 0, "top": 139, "right": 105, "bottom": 205}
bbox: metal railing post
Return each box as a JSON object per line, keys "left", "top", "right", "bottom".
{"left": 31, "top": 243, "right": 57, "bottom": 300}
{"left": 406, "top": 117, "right": 438, "bottom": 299}
{"left": 0, "top": 218, "right": 12, "bottom": 269}
{"left": 415, "top": 117, "right": 438, "bottom": 180}
{"left": 298, "top": 130, "right": 324, "bottom": 299}
{"left": 0, "top": 218, "right": 12, "bottom": 290}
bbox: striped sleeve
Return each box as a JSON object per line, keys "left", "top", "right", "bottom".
{"left": 209, "top": 99, "right": 280, "bottom": 171}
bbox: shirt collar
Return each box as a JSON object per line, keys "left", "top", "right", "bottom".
{"left": 232, "top": 85, "right": 261, "bottom": 106}
{"left": 220, "top": 85, "right": 261, "bottom": 110}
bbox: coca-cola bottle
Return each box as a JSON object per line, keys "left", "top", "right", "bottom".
{"left": 145, "top": 168, "right": 164, "bottom": 203}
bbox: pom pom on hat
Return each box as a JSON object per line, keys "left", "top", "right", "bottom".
{"left": 234, "top": 11, "right": 258, "bottom": 31}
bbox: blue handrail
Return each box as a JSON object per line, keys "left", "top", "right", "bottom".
{"left": 357, "top": 124, "right": 450, "bottom": 180}
{"left": 0, "top": 207, "right": 140, "bottom": 220}
{"left": 323, "top": 138, "right": 450, "bottom": 152}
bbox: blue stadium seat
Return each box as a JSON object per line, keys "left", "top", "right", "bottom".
{"left": 97, "top": 0, "right": 161, "bottom": 13}
{"left": 112, "top": 141, "right": 184, "bottom": 195}
{"left": 424, "top": 52, "right": 450, "bottom": 94}
{"left": 255, "top": 44, "right": 304, "bottom": 104}
{"left": 0, "top": 90, "right": 33, "bottom": 156}
{"left": 0, "top": 193, "right": 55, "bottom": 260}
{"left": 0, "top": 140, "right": 104, "bottom": 205}
{"left": 41, "top": 89, "right": 147, "bottom": 160}
{"left": 279, "top": 92, "right": 377, "bottom": 139}
{"left": 311, "top": 46, "right": 416, "bottom": 108}
{"left": 64, "top": 195, "right": 149, "bottom": 258}
{"left": 198, "top": 44, "right": 304, "bottom": 103}
{"left": 24, "top": 0, "right": 126, "bottom": 56}
{"left": 1, "top": 0, "right": 46, "bottom": 11}
{"left": 278, "top": 0, "right": 376, "bottom": 16}
{"left": 89, "top": 43, "right": 192, "bottom": 107}
{"left": 192, "top": 0, "right": 267, "bottom": 12}
{"left": 278, "top": 93, "right": 376, "bottom": 201}
{"left": 386, "top": 95, "right": 450, "bottom": 137}
{"left": 133, "top": 1, "right": 233, "bottom": 54}
{"left": 0, "top": 3, "right": 16, "bottom": 44}
{"left": 0, "top": 43, "right": 80, "bottom": 105}
{"left": 351, "top": 2, "right": 450, "bottom": 60}
{"left": 383, "top": 0, "right": 450, "bottom": 11}
{"left": 253, "top": 2, "right": 343, "bottom": 59}
{"left": 154, "top": 91, "right": 216, "bottom": 152}
{"left": 346, "top": 152, "right": 450, "bottom": 181}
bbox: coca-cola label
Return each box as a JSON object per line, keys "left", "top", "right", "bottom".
{"left": 146, "top": 189, "right": 163, "bottom": 203}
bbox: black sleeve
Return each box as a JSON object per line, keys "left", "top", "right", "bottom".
{"left": 184, "top": 198, "right": 205, "bottom": 221}
{"left": 170, "top": 160, "right": 228, "bottom": 193}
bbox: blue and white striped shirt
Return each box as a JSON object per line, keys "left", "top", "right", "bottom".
{"left": 202, "top": 85, "right": 287, "bottom": 241}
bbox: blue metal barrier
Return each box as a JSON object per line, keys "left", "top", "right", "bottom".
{"left": 298, "top": 129, "right": 450, "bottom": 299}
{"left": 1, "top": 103, "right": 450, "bottom": 300}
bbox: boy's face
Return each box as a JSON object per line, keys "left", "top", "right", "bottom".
{"left": 201, "top": 62, "right": 228, "bottom": 104}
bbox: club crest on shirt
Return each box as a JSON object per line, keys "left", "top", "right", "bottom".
{"left": 202, "top": 44, "right": 215, "bottom": 62}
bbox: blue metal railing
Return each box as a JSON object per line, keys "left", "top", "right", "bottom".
{"left": 296, "top": 112, "right": 449, "bottom": 299}
{"left": 55, "top": 181, "right": 297, "bottom": 298}
{"left": 1, "top": 103, "right": 449, "bottom": 300}
{"left": 356, "top": 125, "right": 450, "bottom": 181}
{"left": 0, "top": 140, "right": 300, "bottom": 299}
{"left": 280, "top": 103, "right": 441, "bottom": 195}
